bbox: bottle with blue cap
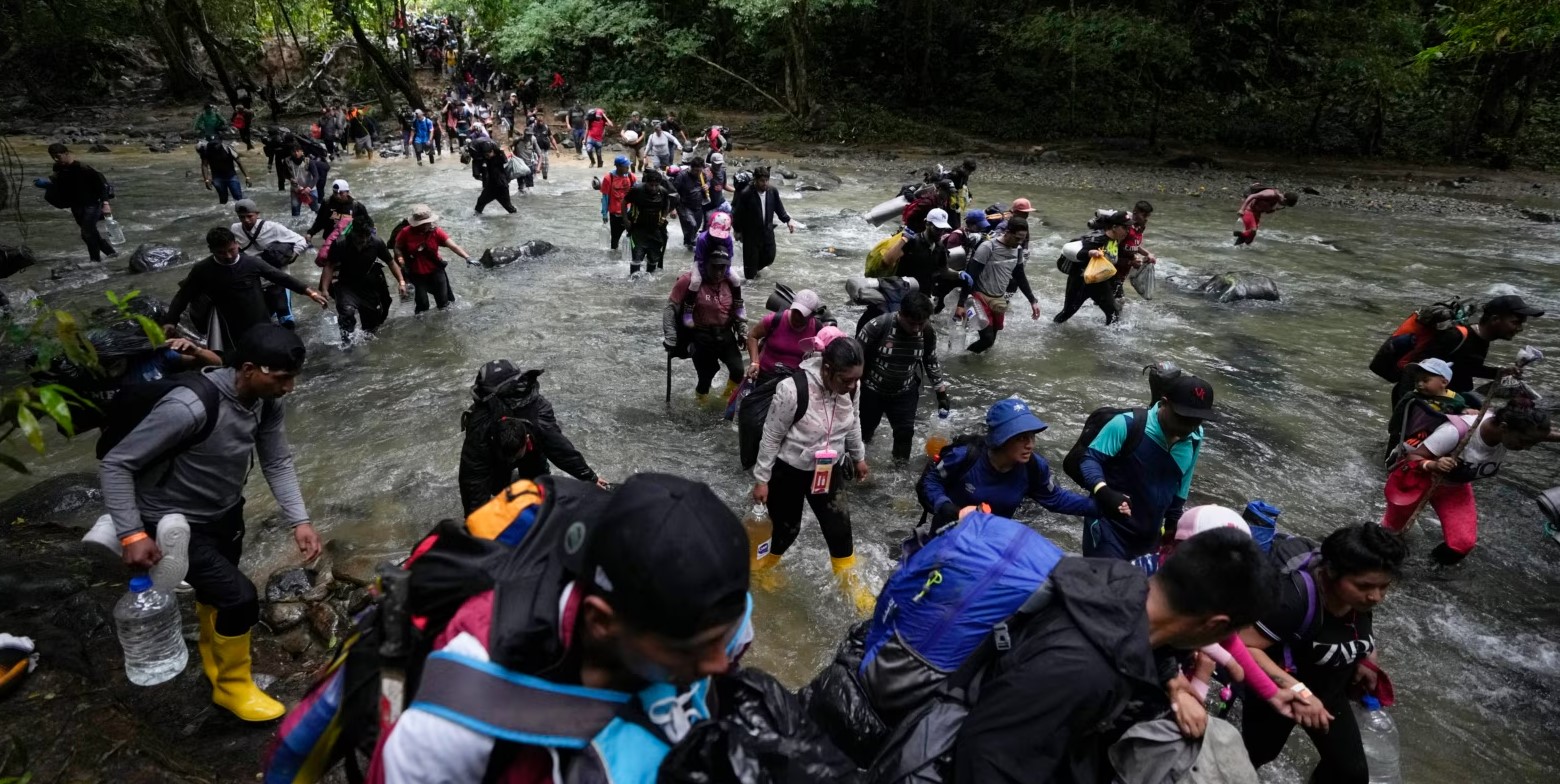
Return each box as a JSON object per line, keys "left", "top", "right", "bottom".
{"left": 1354, "top": 694, "right": 1402, "bottom": 784}
{"left": 925, "top": 408, "right": 953, "bottom": 459}
{"left": 114, "top": 575, "right": 188, "bottom": 686}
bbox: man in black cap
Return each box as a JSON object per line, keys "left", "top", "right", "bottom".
{"left": 101, "top": 323, "right": 319, "bottom": 723}
{"left": 36, "top": 143, "right": 117, "bottom": 262}
{"left": 1077, "top": 374, "right": 1216, "bottom": 560}
{"left": 377, "top": 472, "right": 752, "bottom": 781}
{"left": 1424, "top": 294, "right": 1544, "bottom": 398}
{"left": 457, "top": 359, "right": 608, "bottom": 513}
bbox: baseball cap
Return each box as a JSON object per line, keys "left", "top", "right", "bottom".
{"left": 1164, "top": 375, "right": 1219, "bottom": 421}
{"left": 1175, "top": 505, "right": 1251, "bottom": 542}
{"left": 806, "top": 325, "right": 848, "bottom": 353}
{"left": 708, "top": 212, "right": 733, "bottom": 239}
{"left": 585, "top": 474, "right": 749, "bottom": 638}
{"left": 707, "top": 248, "right": 732, "bottom": 266}
{"left": 709, "top": 152, "right": 724, "bottom": 165}
{"left": 332, "top": 179, "right": 350, "bottom": 192}
{"left": 1484, "top": 294, "right": 1545, "bottom": 318}
{"left": 233, "top": 199, "right": 260, "bottom": 216}
{"left": 1406, "top": 358, "right": 1454, "bottom": 383}
{"left": 614, "top": 155, "right": 630, "bottom": 167}
{"left": 1011, "top": 198, "right": 1034, "bottom": 213}
{"left": 790, "top": 289, "right": 821, "bottom": 318}
{"left": 233, "top": 324, "right": 306, "bottom": 372}
{"left": 964, "top": 209, "right": 990, "bottom": 229}
{"left": 926, "top": 208, "right": 952, "bottom": 230}
{"left": 986, "top": 397, "right": 1048, "bottom": 445}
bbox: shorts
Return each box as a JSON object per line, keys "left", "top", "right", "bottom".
{"left": 585, "top": 138, "right": 603, "bottom": 151}
{"left": 354, "top": 135, "right": 373, "bottom": 152}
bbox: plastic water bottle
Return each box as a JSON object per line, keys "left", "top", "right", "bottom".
{"left": 743, "top": 504, "right": 773, "bottom": 568}
{"left": 925, "top": 409, "right": 953, "bottom": 459}
{"left": 1354, "top": 696, "right": 1403, "bottom": 784}
{"left": 98, "top": 216, "right": 126, "bottom": 245}
{"left": 114, "top": 575, "right": 188, "bottom": 686}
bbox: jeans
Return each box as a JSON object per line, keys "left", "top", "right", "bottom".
{"left": 211, "top": 175, "right": 243, "bottom": 204}
{"left": 571, "top": 128, "right": 585, "bottom": 155}
{"left": 768, "top": 461, "right": 855, "bottom": 559}
{"left": 677, "top": 204, "right": 705, "bottom": 249}
{"left": 859, "top": 382, "right": 920, "bottom": 461}
{"left": 407, "top": 268, "right": 454, "bottom": 313}
{"left": 148, "top": 501, "right": 257, "bottom": 636}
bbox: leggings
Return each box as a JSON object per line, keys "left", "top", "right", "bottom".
{"left": 691, "top": 328, "right": 742, "bottom": 394}
{"left": 1053, "top": 273, "right": 1119, "bottom": 325}
{"left": 768, "top": 461, "right": 855, "bottom": 559}
{"left": 609, "top": 213, "right": 629, "bottom": 250}
{"left": 859, "top": 383, "right": 919, "bottom": 461}
{"left": 407, "top": 268, "right": 454, "bottom": 313}
{"left": 1242, "top": 687, "right": 1367, "bottom": 784}
{"left": 1381, "top": 476, "right": 1477, "bottom": 565}
{"left": 149, "top": 502, "right": 257, "bottom": 636}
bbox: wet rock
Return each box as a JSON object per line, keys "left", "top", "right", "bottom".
{"left": 309, "top": 602, "right": 350, "bottom": 646}
{"left": 775, "top": 165, "right": 797, "bottom": 179}
{"left": 0, "top": 472, "right": 102, "bottom": 529}
{"left": 88, "top": 143, "right": 111, "bottom": 153}
{"left": 795, "top": 183, "right": 828, "bottom": 192}
{"left": 264, "top": 601, "right": 309, "bottom": 632}
{"left": 0, "top": 242, "right": 37, "bottom": 279}
{"left": 265, "top": 566, "right": 332, "bottom": 603}
{"left": 329, "top": 551, "right": 381, "bottom": 588}
{"left": 127, "top": 242, "right": 186, "bottom": 273}
{"left": 478, "top": 240, "right": 557, "bottom": 267}
{"left": 1302, "top": 186, "right": 1321, "bottom": 195}
{"left": 275, "top": 625, "right": 316, "bottom": 656}
{"left": 1197, "top": 272, "right": 1281, "bottom": 303}
{"left": 1520, "top": 208, "right": 1554, "bottom": 223}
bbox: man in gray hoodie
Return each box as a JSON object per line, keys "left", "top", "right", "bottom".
{"left": 100, "top": 324, "right": 319, "bottom": 723}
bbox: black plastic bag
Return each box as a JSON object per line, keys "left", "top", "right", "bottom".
{"left": 800, "top": 621, "right": 888, "bottom": 768}
{"left": 0, "top": 243, "right": 36, "bottom": 279}
{"left": 128, "top": 243, "right": 187, "bottom": 274}
{"left": 659, "top": 668, "right": 861, "bottom": 784}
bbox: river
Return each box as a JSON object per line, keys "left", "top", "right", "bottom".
{"left": 3, "top": 138, "right": 1559, "bottom": 782}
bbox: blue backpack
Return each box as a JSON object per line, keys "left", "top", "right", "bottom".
{"left": 859, "top": 511, "right": 1064, "bottom": 722}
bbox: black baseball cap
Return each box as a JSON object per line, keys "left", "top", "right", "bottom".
{"left": 233, "top": 324, "right": 306, "bottom": 372}
{"left": 585, "top": 473, "right": 749, "bottom": 639}
{"left": 1164, "top": 375, "right": 1219, "bottom": 421}
{"left": 1484, "top": 294, "right": 1545, "bottom": 318}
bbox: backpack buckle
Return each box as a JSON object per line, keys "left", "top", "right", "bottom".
{"left": 993, "top": 622, "right": 1011, "bottom": 652}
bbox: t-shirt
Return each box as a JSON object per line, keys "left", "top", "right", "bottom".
{"left": 661, "top": 119, "right": 683, "bottom": 138}
{"left": 756, "top": 312, "right": 819, "bottom": 374}
{"left": 586, "top": 110, "right": 608, "bottom": 141}
{"left": 202, "top": 143, "right": 239, "bottom": 178}
{"left": 396, "top": 225, "right": 451, "bottom": 277}
{"left": 567, "top": 107, "right": 586, "bottom": 129}
{"left": 1423, "top": 414, "right": 1507, "bottom": 483}
{"left": 970, "top": 240, "right": 1025, "bottom": 297}
{"left": 1255, "top": 565, "right": 1375, "bottom": 698}
{"left": 670, "top": 273, "right": 734, "bottom": 327}
{"left": 531, "top": 123, "right": 552, "bottom": 150}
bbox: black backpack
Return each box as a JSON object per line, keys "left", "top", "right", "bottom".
{"left": 95, "top": 373, "right": 224, "bottom": 461}
{"left": 1060, "top": 407, "right": 1148, "bottom": 490}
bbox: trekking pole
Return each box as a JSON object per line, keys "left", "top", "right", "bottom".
{"left": 1395, "top": 347, "right": 1543, "bottom": 534}
{"left": 665, "top": 352, "right": 673, "bottom": 403}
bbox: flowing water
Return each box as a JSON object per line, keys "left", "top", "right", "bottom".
{"left": 4, "top": 139, "right": 1560, "bottom": 781}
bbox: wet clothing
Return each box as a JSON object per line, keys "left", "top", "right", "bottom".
{"left": 1078, "top": 404, "right": 1202, "bottom": 560}
{"left": 457, "top": 381, "right": 599, "bottom": 514}
{"left": 919, "top": 444, "right": 1095, "bottom": 524}
{"left": 754, "top": 311, "right": 820, "bottom": 375}
{"left": 44, "top": 160, "right": 116, "bottom": 261}
{"left": 856, "top": 312, "right": 944, "bottom": 419}
{"left": 1054, "top": 232, "right": 1121, "bottom": 325}
{"left": 673, "top": 169, "right": 711, "bottom": 247}
{"left": 1385, "top": 389, "right": 1466, "bottom": 459}
{"left": 667, "top": 273, "right": 743, "bottom": 394}
{"left": 327, "top": 238, "right": 395, "bottom": 337}
{"left": 396, "top": 225, "right": 456, "bottom": 313}
{"left": 471, "top": 146, "right": 516, "bottom": 214}
{"left": 731, "top": 186, "right": 790, "bottom": 279}
{"left": 954, "top": 558, "right": 1167, "bottom": 784}
{"left": 1236, "top": 189, "right": 1285, "bottom": 244}
{"left": 626, "top": 182, "right": 673, "bottom": 273}
{"left": 1424, "top": 327, "right": 1498, "bottom": 394}
{"left": 961, "top": 239, "right": 1034, "bottom": 304}
{"left": 307, "top": 198, "right": 373, "bottom": 237}
{"left": 601, "top": 171, "right": 637, "bottom": 250}
{"left": 166, "top": 253, "right": 313, "bottom": 341}
{"left": 1382, "top": 414, "right": 1504, "bottom": 562}
{"left": 895, "top": 231, "right": 951, "bottom": 295}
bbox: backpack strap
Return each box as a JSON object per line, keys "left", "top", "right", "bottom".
{"left": 1104, "top": 407, "right": 1150, "bottom": 470}
{"left": 410, "top": 651, "right": 628, "bottom": 748}
{"left": 1278, "top": 550, "right": 1321, "bottom": 673}
{"left": 790, "top": 369, "right": 810, "bottom": 426}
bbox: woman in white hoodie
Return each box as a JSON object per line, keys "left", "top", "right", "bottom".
{"left": 752, "top": 326, "right": 874, "bottom": 613}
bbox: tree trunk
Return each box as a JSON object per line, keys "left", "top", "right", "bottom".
{"left": 1146, "top": 87, "right": 1162, "bottom": 148}
{"left": 781, "top": 2, "right": 811, "bottom": 118}
{"left": 1304, "top": 91, "right": 1331, "bottom": 152}
{"left": 166, "top": 0, "right": 239, "bottom": 105}
{"left": 336, "top": 0, "right": 425, "bottom": 111}
{"left": 144, "top": 0, "right": 208, "bottom": 98}
{"left": 275, "top": 0, "right": 305, "bottom": 67}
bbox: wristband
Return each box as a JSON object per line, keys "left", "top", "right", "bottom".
{"left": 1092, "top": 482, "right": 1108, "bottom": 494}
{"left": 120, "top": 532, "right": 149, "bottom": 547}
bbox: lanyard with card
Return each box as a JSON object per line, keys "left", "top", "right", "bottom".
{"left": 811, "top": 449, "right": 838, "bottom": 495}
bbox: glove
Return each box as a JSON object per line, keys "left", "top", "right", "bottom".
{"left": 1092, "top": 485, "right": 1131, "bottom": 521}
{"left": 33, "top": 178, "right": 49, "bottom": 188}
{"left": 930, "top": 500, "right": 959, "bottom": 530}
{"left": 935, "top": 390, "right": 951, "bottom": 410}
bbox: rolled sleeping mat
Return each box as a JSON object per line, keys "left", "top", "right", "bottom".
{"left": 765, "top": 282, "right": 796, "bottom": 313}
{"left": 864, "top": 195, "right": 909, "bottom": 226}
{"left": 1056, "top": 239, "right": 1083, "bottom": 274}
{"left": 947, "top": 245, "right": 968, "bottom": 271}
{"left": 845, "top": 277, "right": 882, "bottom": 306}
{"left": 1539, "top": 486, "right": 1560, "bottom": 526}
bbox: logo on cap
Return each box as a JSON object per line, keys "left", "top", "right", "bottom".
{"left": 1194, "top": 387, "right": 1207, "bottom": 401}
{"left": 565, "top": 521, "right": 586, "bottom": 554}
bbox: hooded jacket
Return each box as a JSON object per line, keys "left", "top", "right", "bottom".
{"left": 457, "top": 370, "right": 599, "bottom": 513}
{"left": 753, "top": 355, "right": 866, "bottom": 483}
{"left": 953, "top": 558, "right": 1166, "bottom": 784}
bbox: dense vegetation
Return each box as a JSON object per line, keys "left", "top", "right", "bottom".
{"left": 0, "top": 0, "right": 1557, "bottom": 165}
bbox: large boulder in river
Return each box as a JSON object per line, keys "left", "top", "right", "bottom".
{"left": 0, "top": 243, "right": 37, "bottom": 278}
{"left": 127, "top": 243, "right": 186, "bottom": 274}
{"left": 1198, "top": 272, "right": 1281, "bottom": 303}
{"left": 479, "top": 240, "right": 557, "bottom": 267}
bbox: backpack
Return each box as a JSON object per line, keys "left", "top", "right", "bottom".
{"left": 95, "top": 373, "right": 224, "bottom": 461}
{"left": 858, "top": 511, "right": 1065, "bottom": 726}
{"left": 265, "top": 476, "right": 617, "bottom": 784}
{"left": 912, "top": 435, "right": 988, "bottom": 525}
{"left": 864, "top": 232, "right": 907, "bottom": 278}
{"left": 1268, "top": 535, "right": 1323, "bottom": 675}
{"left": 1061, "top": 407, "right": 1149, "bottom": 490}
{"left": 1368, "top": 298, "right": 1477, "bottom": 383}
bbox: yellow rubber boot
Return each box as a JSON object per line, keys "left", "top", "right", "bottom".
{"left": 210, "top": 629, "right": 286, "bottom": 722}
{"left": 195, "top": 602, "right": 218, "bottom": 687}
{"left": 722, "top": 379, "right": 741, "bottom": 399}
{"left": 752, "top": 553, "right": 786, "bottom": 592}
{"left": 831, "top": 555, "right": 877, "bottom": 617}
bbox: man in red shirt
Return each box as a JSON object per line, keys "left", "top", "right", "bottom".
{"left": 393, "top": 204, "right": 472, "bottom": 313}
{"left": 583, "top": 107, "right": 613, "bottom": 169}
{"left": 1235, "top": 188, "right": 1297, "bottom": 246}
{"left": 600, "top": 155, "right": 636, "bottom": 251}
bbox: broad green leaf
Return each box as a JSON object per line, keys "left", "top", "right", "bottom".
{"left": 36, "top": 388, "right": 74, "bottom": 437}
{"left": 0, "top": 451, "right": 29, "bottom": 474}
{"left": 16, "top": 406, "right": 44, "bottom": 453}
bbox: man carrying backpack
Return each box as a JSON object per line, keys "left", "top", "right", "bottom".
{"left": 165, "top": 227, "right": 328, "bottom": 351}
{"left": 1077, "top": 375, "right": 1216, "bottom": 560}
{"left": 457, "top": 360, "right": 608, "bottom": 514}
{"left": 37, "top": 143, "right": 117, "bottom": 262}
{"left": 99, "top": 324, "right": 319, "bottom": 722}
{"left": 231, "top": 200, "right": 309, "bottom": 328}
{"left": 1418, "top": 294, "right": 1543, "bottom": 403}
{"left": 376, "top": 473, "right": 753, "bottom": 783}
{"left": 856, "top": 292, "right": 948, "bottom": 462}
{"left": 948, "top": 528, "right": 1275, "bottom": 784}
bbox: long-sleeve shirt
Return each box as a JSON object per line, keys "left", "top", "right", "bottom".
{"left": 919, "top": 444, "right": 1094, "bottom": 520}
{"left": 754, "top": 356, "right": 865, "bottom": 482}
{"left": 99, "top": 367, "right": 308, "bottom": 538}
{"left": 962, "top": 239, "right": 1036, "bottom": 303}
{"left": 308, "top": 198, "right": 374, "bottom": 236}
{"left": 45, "top": 161, "right": 110, "bottom": 208}
{"left": 166, "top": 254, "right": 313, "bottom": 336}
{"left": 231, "top": 219, "right": 307, "bottom": 259}
{"left": 1079, "top": 404, "right": 1202, "bottom": 558}
{"left": 673, "top": 168, "right": 710, "bottom": 210}
{"left": 857, "top": 312, "right": 944, "bottom": 396}
{"left": 1427, "top": 326, "right": 1498, "bottom": 393}
{"left": 457, "top": 393, "right": 599, "bottom": 514}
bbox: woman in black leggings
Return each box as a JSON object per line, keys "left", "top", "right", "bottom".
{"left": 1238, "top": 523, "right": 1407, "bottom": 784}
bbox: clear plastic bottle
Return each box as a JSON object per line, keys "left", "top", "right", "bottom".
{"left": 1354, "top": 695, "right": 1403, "bottom": 784}
{"left": 114, "top": 575, "right": 188, "bottom": 686}
{"left": 99, "top": 215, "right": 126, "bottom": 245}
{"left": 743, "top": 504, "right": 773, "bottom": 568}
{"left": 925, "top": 409, "right": 953, "bottom": 459}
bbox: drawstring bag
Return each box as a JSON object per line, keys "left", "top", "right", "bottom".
{"left": 1083, "top": 252, "right": 1116, "bottom": 284}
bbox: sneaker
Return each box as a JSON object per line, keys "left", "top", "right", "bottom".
{"left": 82, "top": 514, "right": 121, "bottom": 554}
{"left": 149, "top": 514, "right": 191, "bottom": 592}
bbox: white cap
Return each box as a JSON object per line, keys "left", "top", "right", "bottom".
{"left": 1174, "top": 505, "right": 1251, "bottom": 542}
{"left": 790, "top": 289, "right": 821, "bottom": 317}
{"left": 709, "top": 152, "right": 725, "bottom": 165}
{"left": 332, "top": 179, "right": 350, "bottom": 192}
{"left": 927, "top": 208, "right": 952, "bottom": 230}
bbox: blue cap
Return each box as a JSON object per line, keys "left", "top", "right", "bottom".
{"left": 964, "top": 208, "right": 990, "bottom": 229}
{"left": 1361, "top": 695, "right": 1382, "bottom": 711}
{"left": 614, "top": 155, "right": 630, "bottom": 167}
{"left": 129, "top": 575, "right": 153, "bottom": 593}
{"left": 986, "top": 397, "right": 1047, "bottom": 445}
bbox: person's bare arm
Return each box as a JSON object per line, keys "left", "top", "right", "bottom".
{"left": 319, "top": 262, "right": 334, "bottom": 299}
{"left": 441, "top": 237, "right": 472, "bottom": 262}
